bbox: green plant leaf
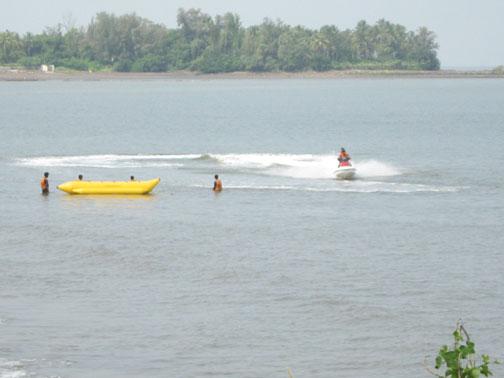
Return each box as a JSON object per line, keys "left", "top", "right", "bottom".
{"left": 469, "top": 367, "right": 481, "bottom": 378}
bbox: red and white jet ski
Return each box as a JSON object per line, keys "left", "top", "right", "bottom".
{"left": 335, "top": 160, "right": 357, "bottom": 180}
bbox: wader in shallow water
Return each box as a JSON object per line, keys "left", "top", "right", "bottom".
{"left": 213, "top": 175, "right": 223, "bottom": 192}
{"left": 40, "top": 172, "right": 49, "bottom": 194}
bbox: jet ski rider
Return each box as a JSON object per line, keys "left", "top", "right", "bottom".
{"left": 338, "top": 147, "right": 351, "bottom": 167}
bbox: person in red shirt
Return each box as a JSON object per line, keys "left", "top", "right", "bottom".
{"left": 338, "top": 147, "right": 351, "bottom": 167}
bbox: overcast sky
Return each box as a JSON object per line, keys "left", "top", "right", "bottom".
{"left": 1, "top": 0, "right": 503, "bottom": 68}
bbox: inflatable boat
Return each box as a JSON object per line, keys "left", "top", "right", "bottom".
{"left": 57, "top": 178, "right": 160, "bottom": 195}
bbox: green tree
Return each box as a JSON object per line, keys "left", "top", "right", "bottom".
{"left": 0, "top": 31, "right": 24, "bottom": 63}
{"left": 310, "top": 30, "right": 331, "bottom": 70}
{"left": 408, "top": 27, "right": 440, "bottom": 70}
{"left": 131, "top": 54, "right": 167, "bottom": 72}
{"left": 241, "top": 18, "right": 286, "bottom": 71}
{"left": 161, "top": 29, "right": 191, "bottom": 70}
{"left": 6, "top": 9, "right": 441, "bottom": 73}
{"left": 372, "top": 19, "right": 408, "bottom": 61}
{"left": 215, "top": 13, "right": 242, "bottom": 53}
{"left": 62, "top": 27, "right": 86, "bottom": 59}
{"left": 277, "top": 26, "right": 311, "bottom": 71}
{"left": 86, "top": 12, "right": 121, "bottom": 64}
{"left": 177, "top": 8, "right": 214, "bottom": 61}
{"left": 352, "top": 20, "right": 374, "bottom": 61}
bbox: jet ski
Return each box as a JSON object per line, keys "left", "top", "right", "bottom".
{"left": 334, "top": 160, "right": 357, "bottom": 180}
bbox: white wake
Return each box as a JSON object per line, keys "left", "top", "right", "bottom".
{"left": 209, "top": 153, "right": 401, "bottom": 179}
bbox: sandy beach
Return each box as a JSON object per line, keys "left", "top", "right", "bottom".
{"left": 1, "top": 68, "right": 503, "bottom": 81}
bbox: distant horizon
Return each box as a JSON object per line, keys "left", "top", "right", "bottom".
{"left": 1, "top": 0, "right": 504, "bottom": 67}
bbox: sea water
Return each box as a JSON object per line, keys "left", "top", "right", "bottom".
{"left": 0, "top": 79, "right": 503, "bottom": 377}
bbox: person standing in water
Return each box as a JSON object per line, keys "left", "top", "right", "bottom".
{"left": 338, "top": 147, "right": 351, "bottom": 167}
{"left": 213, "top": 174, "right": 223, "bottom": 192}
{"left": 40, "top": 172, "right": 49, "bottom": 194}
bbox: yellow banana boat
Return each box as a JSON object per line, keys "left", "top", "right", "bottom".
{"left": 57, "top": 178, "right": 160, "bottom": 195}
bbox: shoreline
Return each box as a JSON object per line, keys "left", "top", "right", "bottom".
{"left": 1, "top": 69, "right": 503, "bottom": 81}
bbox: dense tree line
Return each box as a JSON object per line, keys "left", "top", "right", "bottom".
{"left": 0, "top": 9, "right": 440, "bottom": 73}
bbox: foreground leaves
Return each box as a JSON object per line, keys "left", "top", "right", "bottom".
{"left": 433, "top": 322, "right": 499, "bottom": 378}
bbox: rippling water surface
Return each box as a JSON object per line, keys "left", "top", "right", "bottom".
{"left": 1, "top": 79, "right": 503, "bottom": 377}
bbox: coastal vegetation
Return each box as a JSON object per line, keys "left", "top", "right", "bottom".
{"left": 428, "top": 322, "right": 499, "bottom": 378}
{"left": 0, "top": 9, "right": 441, "bottom": 73}
{"left": 491, "top": 65, "right": 504, "bottom": 75}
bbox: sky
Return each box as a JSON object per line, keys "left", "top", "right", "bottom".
{"left": 1, "top": 0, "right": 503, "bottom": 68}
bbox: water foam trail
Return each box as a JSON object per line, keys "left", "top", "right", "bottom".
{"left": 354, "top": 160, "right": 401, "bottom": 178}
{"left": 190, "top": 183, "right": 458, "bottom": 193}
{"left": 0, "top": 360, "right": 26, "bottom": 378}
{"left": 209, "top": 153, "right": 401, "bottom": 179}
{"left": 15, "top": 153, "right": 401, "bottom": 180}
{"left": 15, "top": 154, "right": 200, "bottom": 168}
{"left": 209, "top": 153, "right": 319, "bottom": 168}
